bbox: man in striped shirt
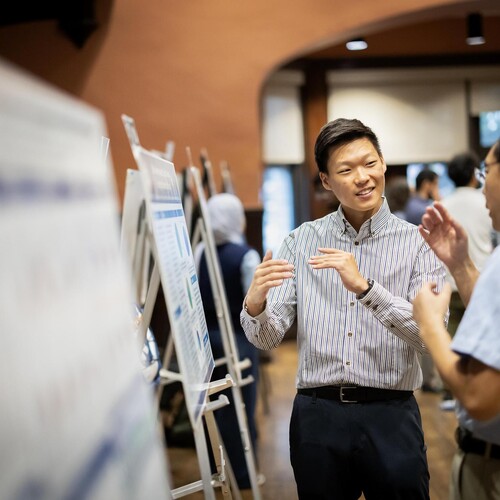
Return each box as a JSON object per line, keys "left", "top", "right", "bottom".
{"left": 241, "top": 118, "right": 446, "bottom": 499}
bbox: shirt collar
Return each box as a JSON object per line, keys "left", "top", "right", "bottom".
{"left": 331, "top": 198, "right": 391, "bottom": 238}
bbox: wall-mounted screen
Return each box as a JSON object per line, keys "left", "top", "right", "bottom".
{"left": 479, "top": 111, "right": 500, "bottom": 148}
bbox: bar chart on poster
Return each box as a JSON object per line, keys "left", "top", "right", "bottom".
{"left": 0, "top": 61, "right": 171, "bottom": 499}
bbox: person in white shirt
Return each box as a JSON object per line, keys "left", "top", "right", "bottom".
{"left": 442, "top": 152, "right": 493, "bottom": 283}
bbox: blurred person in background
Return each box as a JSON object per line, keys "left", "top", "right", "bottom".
{"left": 385, "top": 175, "right": 410, "bottom": 220}
{"left": 195, "top": 193, "right": 262, "bottom": 490}
{"left": 406, "top": 169, "right": 441, "bottom": 226}
{"left": 406, "top": 168, "right": 443, "bottom": 393}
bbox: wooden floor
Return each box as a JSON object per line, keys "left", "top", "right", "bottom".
{"left": 165, "top": 339, "right": 457, "bottom": 499}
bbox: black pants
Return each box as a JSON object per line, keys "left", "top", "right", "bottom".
{"left": 290, "top": 393, "right": 429, "bottom": 500}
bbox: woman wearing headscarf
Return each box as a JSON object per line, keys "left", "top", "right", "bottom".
{"left": 195, "top": 193, "right": 261, "bottom": 490}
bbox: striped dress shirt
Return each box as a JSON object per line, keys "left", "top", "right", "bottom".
{"left": 241, "top": 200, "right": 446, "bottom": 391}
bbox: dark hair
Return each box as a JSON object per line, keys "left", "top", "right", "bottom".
{"left": 415, "top": 169, "right": 438, "bottom": 191}
{"left": 385, "top": 176, "right": 410, "bottom": 212}
{"left": 447, "top": 152, "right": 480, "bottom": 187}
{"left": 314, "top": 118, "right": 383, "bottom": 174}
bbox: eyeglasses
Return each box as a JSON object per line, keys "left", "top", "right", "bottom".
{"left": 476, "top": 160, "right": 500, "bottom": 181}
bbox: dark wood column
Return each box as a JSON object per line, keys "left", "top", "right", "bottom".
{"left": 302, "top": 66, "right": 339, "bottom": 221}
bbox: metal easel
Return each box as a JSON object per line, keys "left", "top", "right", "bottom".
{"left": 185, "top": 155, "right": 261, "bottom": 499}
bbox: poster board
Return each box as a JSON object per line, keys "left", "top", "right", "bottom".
{"left": 133, "top": 147, "right": 215, "bottom": 427}
{"left": 120, "top": 169, "right": 150, "bottom": 305}
{"left": 0, "top": 60, "right": 171, "bottom": 500}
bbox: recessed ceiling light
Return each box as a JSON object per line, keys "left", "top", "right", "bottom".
{"left": 346, "top": 39, "right": 368, "bottom": 51}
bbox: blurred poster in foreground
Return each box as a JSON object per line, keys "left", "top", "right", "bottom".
{"left": 0, "top": 60, "right": 171, "bottom": 500}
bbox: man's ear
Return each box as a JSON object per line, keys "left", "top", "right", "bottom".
{"left": 319, "top": 172, "right": 332, "bottom": 191}
{"left": 381, "top": 157, "right": 387, "bottom": 174}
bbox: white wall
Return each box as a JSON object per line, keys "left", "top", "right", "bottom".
{"left": 261, "top": 67, "right": 500, "bottom": 166}
{"left": 262, "top": 70, "right": 305, "bottom": 164}
{"left": 327, "top": 66, "right": 500, "bottom": 164}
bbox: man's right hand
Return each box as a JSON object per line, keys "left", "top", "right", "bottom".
{"left": 244, "top": 250, "right": 294, "bottom": 317}
{"left": 419, "top": 201, "right": 470, "bottom": 272}
{"left": 412, "top": 282, "right": 452, "bottom": 337}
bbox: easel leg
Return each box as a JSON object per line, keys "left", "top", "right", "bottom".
{"left": 204, "top": 406, "right": 242, "bottom": 500}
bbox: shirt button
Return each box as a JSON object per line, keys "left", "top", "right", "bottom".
{"left": 373, "top": 304, "right": 378, "bottom": 311}
{"left": 350, "top": 301, "right": 355, "bottom": 307}
{"left": 251, "top": 319, "right": 257, "bottom": 324}
{"left": 390, "top": 324, "right": 395, "bottom": 328}
{"left": 354, "top": 241, "right": 360, "bottom": 246}
{"left": 346, "top": 361, "right": 351, "bottom": 366}
{"left": 348, "top": 332, "right": 353, "bottom": 337}
{"left": 366, "top": 300, "right": 372, "bottom": 306}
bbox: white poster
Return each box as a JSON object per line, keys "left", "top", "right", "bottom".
{"left": 134, "top": 148, "right": 214, "bottom": 427}
{"left": 120, "top": 169, "right": 150, "bottom": 305}
{"left": 0, "top": 60, "right": 170, "bottom": 499}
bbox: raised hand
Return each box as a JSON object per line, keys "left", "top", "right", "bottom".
{"left": 308, "top": 248, "right": 368, "bottom": 295}
{"left": 245, "top": 250, "right": 294, "bottom": 316}
{"left": 419, "top": 202, "right": 469, "bottom": 271}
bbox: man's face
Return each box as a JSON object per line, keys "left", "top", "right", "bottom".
{"left": 483, "top": 145, "right": 500, "bottom": 231}
{"left": 319, "top": 138, "right": 386, "bottom": 223}
{"left": 428, "top": 177, "right": 440, "bottom": 201}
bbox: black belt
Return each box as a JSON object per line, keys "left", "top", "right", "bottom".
{"left": 297, "top": 385, "right": 413, "bottom": 403}
{"left": 456, "top": 427, "right": 500, "bottom": 460}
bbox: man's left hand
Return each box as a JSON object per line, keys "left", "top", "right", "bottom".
{"left": 308, "top": 247, "right": 368, "bottom": 295}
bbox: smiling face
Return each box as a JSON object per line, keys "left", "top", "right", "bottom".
{"left": 483, "top": 143, "right": 500, "bottom": 231}
{"left": 319, "top": 137, "right": 386, "bottom": 230}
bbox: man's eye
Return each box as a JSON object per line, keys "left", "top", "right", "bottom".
{"left": 366, "top": 161, "right": 377, "bottom": 167}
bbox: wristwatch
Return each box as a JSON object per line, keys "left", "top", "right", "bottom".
{"left": 357, "top": 278, "right": 374, "bottom": 300}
